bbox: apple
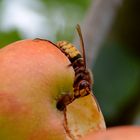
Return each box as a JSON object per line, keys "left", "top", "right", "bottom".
{"left": 81, "top": 126, "right": 140, "bottom": 140}
{"left": 0, "top": 39, "right": 105, "bottom": 140}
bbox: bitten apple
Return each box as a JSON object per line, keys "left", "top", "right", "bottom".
{"left": 0, "top": 39, "right": 105, "bottom": 140}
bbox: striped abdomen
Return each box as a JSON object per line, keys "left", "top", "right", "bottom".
{"left": 56, "top": 41, "right": 82, "bottom": 63}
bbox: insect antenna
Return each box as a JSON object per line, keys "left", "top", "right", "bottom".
{"left": 76, "top": 24, "right": 86, "bottom": 69}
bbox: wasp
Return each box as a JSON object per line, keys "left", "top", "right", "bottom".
{"left": 56, "top": 24, "right": 97, "bottom": 104}
{"left": 56, "top": 25, "right": 92, "bottom": 99}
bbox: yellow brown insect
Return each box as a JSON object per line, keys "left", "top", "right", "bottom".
{"left": 56, "top": 25, "right": 96, "bottom": 104}
{"left": 35, "top": 25, "right": 99, "bottom": 111}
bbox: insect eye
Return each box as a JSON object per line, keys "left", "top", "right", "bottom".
{"left": 79, "top": 80, "right": 89, "bottom": 90}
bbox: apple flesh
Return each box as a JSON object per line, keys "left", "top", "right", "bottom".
{"left": 0, "top": 39, "right": 106, "bottom": 140}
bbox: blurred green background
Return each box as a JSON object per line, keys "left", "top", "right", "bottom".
{"left": 0, "top": 0, "right": 140, "bottom": 127}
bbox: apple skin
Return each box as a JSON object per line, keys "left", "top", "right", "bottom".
{"left": 0, "top": 39, "right": 106, "bottom": 140}
{"left": 0, "top": 39, "right": 74, "bottom": 140}
{"left": 80, "top": 126, "right": 140, "bottom": 140}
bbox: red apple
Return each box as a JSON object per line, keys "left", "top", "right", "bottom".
{"left": 0, "top": 39, "right": 105, "bottom": 140}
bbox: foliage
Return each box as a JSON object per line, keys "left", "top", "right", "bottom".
{"left": 93, "top": 0, "right": 140, "bottom": 126}
{"left": 94, "top": 42, "right": 140, "bottom": 126}
{"left": 0, "top": 30, "right": 21, "bottom": 48}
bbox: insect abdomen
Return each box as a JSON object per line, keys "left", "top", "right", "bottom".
{"left": 56, "top": 41, "right": 81, "bottom": 63}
